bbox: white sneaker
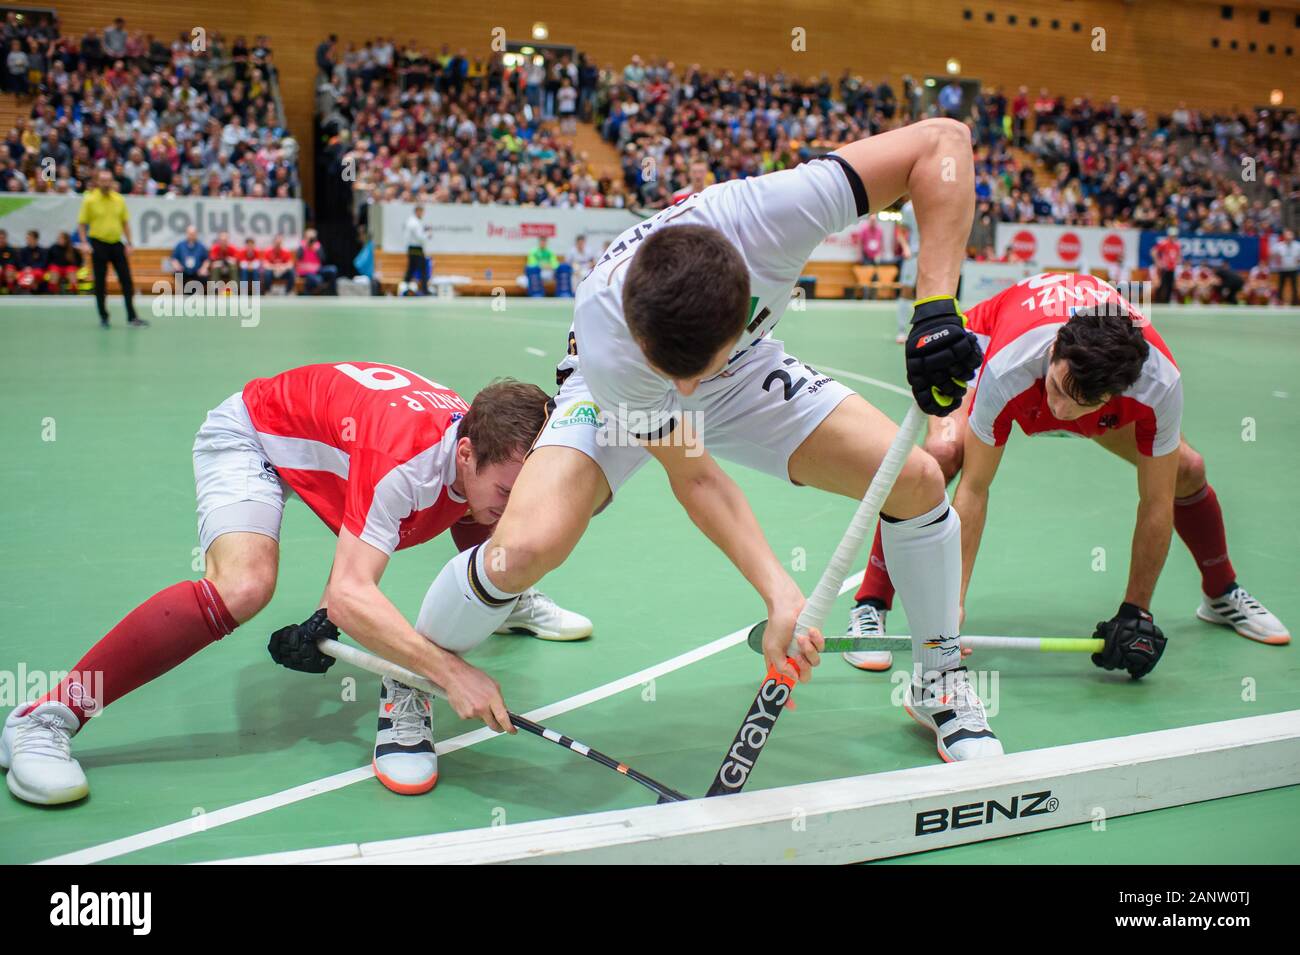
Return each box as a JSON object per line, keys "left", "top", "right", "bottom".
{"left": 903, "top": 668, "right": 1004, "bottom": 763}
{"left": 1, "top": 702, "right": 88, "bottom": 805}
{"left": 843, "top": 603, "right": 892, "bottom": 671}
{"left": 495, "top": 588, "right": 593, "bottom": 641}
{"left": 1197, "top": 587, "right": 1290, "bottom": 645}
{"left": 373, "top": 677, "right": 438, "bottom": 795}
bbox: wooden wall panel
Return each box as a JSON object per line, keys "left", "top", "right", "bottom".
{"left": 48, "top": 0, "right": 1300, "bottom": 212}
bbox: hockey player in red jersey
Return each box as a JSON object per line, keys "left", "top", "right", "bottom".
{"left": 845, "top": 272, "right": 1288, "bottom": 677}
{"left": 0, "top": 363, "right": 590, "bottom": 804}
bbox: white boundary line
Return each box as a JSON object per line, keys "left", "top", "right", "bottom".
{"left": 210, "top": 710, "right": 1300, "bottom": 865}
{"left": 34, "top": 574, "right": 865, "bottom": 866}
{"left": 814, "top": 364, "right": 911, "bottom": 398}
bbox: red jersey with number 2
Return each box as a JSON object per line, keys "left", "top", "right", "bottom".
{"left": 965, "top": 273, "right": 1183, "bottom": 457}
{"left": 241, "top": 362, "right": 471, "bottom": 554}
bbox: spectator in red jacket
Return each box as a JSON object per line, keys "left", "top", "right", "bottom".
{"left": 1152, "top": 226, "right": 1182, "bottom": 304}
{"left": 208, "top": 231, "right": 240, "bottom": 285}
{"left": 264, "top": 235, "right": 296, "bottom": 294}
{"left": 238, "top": 238, "right": 268, "bottom": 288}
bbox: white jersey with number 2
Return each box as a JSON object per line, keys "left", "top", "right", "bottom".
{"left": 558, "top": 156, "right": 867, "bottom": 439}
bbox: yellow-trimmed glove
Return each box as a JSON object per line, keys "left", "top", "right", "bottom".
{"left": 905, "top": 295, "right": 983, "bottom": 416}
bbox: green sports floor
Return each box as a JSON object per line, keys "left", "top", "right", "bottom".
{"left": 0, "top": 295, "right": 1297, "bottom": 865}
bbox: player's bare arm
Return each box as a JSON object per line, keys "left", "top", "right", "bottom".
{"left": 834, "top": 119, "right": 981, "bottom": 416}
{"left": 642, "top": 440, "right": 822, "bottom": 682}
{"left": 1123, "top": 449, "right": 1180, "bottom": 611}
{"left": 951, "top": 428, "right": 1005, "bottom": 614}
{"left": 834, "top": 118, "right": 973, "bottom": 298}
{"left": 325, "top": 528, "right": 512, "bottom": 734}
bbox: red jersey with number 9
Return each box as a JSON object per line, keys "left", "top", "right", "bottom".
{"left": 241, "top": 362, "right": 471, "bottom": 554}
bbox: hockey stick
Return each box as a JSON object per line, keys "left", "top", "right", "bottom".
{"left": 706, "top": 403, "right": 927, "bottom": 797}
{"left": 317, "top": 637, "right": 689, "bottom": 804}
{"left": 744, "top": 624, "right": 1104, "bottom": 655}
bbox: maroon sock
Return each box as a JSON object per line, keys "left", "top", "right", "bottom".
{"left": 450, "top": 515, "right": 493, "bottom": 552}
{"left": 853, "top": 524, "right": 895, "bottom": 610}
{"left": 30, "top": 580, "right": 238, "bottom": 726}
{"left": 1173, "top": 484, "right": 1237, "bottom": 598}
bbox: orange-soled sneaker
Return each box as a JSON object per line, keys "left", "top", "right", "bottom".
{"left": 903, "top": 667, "right": 1003, "bottom": 763}
{"left": 842, "top": 602, "right": 892, "bottom": 672}
{"left": 372, "top": 677, "right": 438, "bottom": 795}
{"left": 1196, "top": 586, "right": 1290, "bottom": 645}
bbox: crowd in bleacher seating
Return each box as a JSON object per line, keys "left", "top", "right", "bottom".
{"left": 600, "top": 62, "right": 1297, "bottom": 234}
{"left": 0, "top": 12, "right": 298, "bottom": 198}
{"left": 308, "top": 34, "right": 1300, "bottom": 305}
{"left": 316, "top": 38, "right": 627, "bottom": 216}
{"left": 1013, "top": 90, "right": 1296, "bottom": 235}
{"left": 317, "top": 36, "right": 1296, "bottom": 242}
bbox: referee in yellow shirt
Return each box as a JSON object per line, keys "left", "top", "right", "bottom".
{"left": 77, "top": 169, "right": 147, "bottom": 327}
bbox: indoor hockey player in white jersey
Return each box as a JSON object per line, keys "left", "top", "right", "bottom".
{"left": 413, "top": 118, "right": 1000, "bottom": 763}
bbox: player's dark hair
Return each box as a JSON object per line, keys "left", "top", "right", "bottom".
{"left": 622, "top": 224, "right": 750, "bottom": 379}
{"left": 1052, "top": 307, "right": 1150, "bottom": 406}
{"left": 461, "top": 378, "right": 549, "bottom": 468}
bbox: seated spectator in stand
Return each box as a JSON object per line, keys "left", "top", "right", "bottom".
{"left": 238, "top": 237, "right": 269, "bottom": 288}
{"left": 1174, "top": 262, "right": 1198, "bottom": 304}
{"left": 1244, "top": 263, "right": 1273, "bottom": 306}
{"left": 1192, "top": 264, "right": 1217, "bottom": 304}
{"left": 295, "top": 228, "right": 337, "bottom": 295}
{"left": 47, "top": 232, "right": 83, "bottom": 293}
{"left": 1212, "top": 265, "right": 1244, "bottom": 305}
{"left": 524, "top": 235, "right": 559, "bottom": 297}
{"left": 15, "top": 231, "right": 49, "bottom": 293}
{"left": 208, "top": 231, "right": 240, "bottom": 285}
{"left": 858, "top": 216, "right": 884, "bottom": 264}
{"left": 0, "top": 230, "right": 16, "bottom": 292}
{"left": 168, "top": 225, "right": 209, "bottom": 292}
{"left": 264, "top": 235, "right": 296, "bottom": 294}
{"left": 566, "top": 234, "right": 598, "bottom": 285}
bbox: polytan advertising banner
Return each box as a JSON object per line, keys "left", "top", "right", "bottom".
{"left": 995, "top": 223, "right": 1138, "bottom": 271}
{"left": 1138, "top": 231, "right": 1260, "bottom": 269}
{"left": 0, "top": 194, "right": 303, "bottom": 248}
{"left": 378, "top": 202, "right": 642, "bottom": 255}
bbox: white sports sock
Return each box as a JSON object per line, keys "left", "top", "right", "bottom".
{"left": 879, "top": 497, "right": 962, "bottom": 683}
{"left": 416, "top": 544, "right": 521, "bottom": 653}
